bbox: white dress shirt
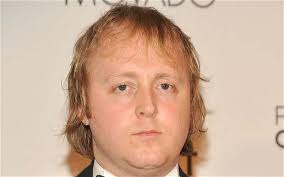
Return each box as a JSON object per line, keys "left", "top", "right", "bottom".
{"left": 93, "top": 160, "right": 180, "bottom": 177}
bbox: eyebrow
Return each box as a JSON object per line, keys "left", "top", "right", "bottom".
{"left": 104, "top": 72, "right": 138, "bottom": 83}
{"left": 104, "top": 72, "right": 182, "bottom": 83}
{"left": 154, "top": 73, "right": 180, "bottom": 81}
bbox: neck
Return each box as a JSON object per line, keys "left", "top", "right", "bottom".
{"left": 94, "top": 151, "right": 179, "bottom": 177}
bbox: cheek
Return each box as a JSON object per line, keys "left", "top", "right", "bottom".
{"left": 88, "top": 90, "right": 134, "bottom": 132}
{"left": 158, "top": 97, "right": 190, "bottom": 134}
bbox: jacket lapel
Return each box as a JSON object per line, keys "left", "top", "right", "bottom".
{"left": 76, "top": 160, "right": 94, "bottom": 177}
{"left": 178, "top": 166, "right": 188, "bottom": 177}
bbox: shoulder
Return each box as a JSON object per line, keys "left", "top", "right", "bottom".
{"left": 76, "top": 160, "right": 94, "bottom": 177}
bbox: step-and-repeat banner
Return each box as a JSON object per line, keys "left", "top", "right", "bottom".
{"left": 1, "top": 0, "right": 283, "bottom": 176}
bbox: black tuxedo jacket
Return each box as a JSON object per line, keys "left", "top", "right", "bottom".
{"left": 77, "top": 160, "right": 188, "bottom": 177}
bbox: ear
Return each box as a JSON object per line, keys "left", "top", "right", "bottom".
{"left": 77, "top": 107, "right": 90, "bottom": 126}
{"left": 82, "top": 117, "right": 90, "bottom": 126}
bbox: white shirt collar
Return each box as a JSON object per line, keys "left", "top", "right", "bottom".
{"left": 93, "top": 160, "right": 180, "bottom": 177}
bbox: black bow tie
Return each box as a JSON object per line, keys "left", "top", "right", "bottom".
{"left": 96, "top": 175, "right": 104, "bottom": 177}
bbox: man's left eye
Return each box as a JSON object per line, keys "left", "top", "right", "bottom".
{"left": 117, "top": 84, "right": 127, "bottom": 91}
{"left": 160, "top": 83, "right": 174, "bottom": 91}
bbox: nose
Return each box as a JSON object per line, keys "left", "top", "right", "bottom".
{"left": 135, "top": 87, "right": 158, "bottom": 119}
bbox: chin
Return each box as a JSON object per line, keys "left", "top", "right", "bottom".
{"left": 125, "top": 149, "right": 168, "bottom": 169}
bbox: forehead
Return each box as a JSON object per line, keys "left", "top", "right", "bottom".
{"left": 88, "top": 27, "right": 188, "bottom": 75}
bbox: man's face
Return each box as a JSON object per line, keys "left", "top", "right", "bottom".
{"left": 84, "top": 36, "right": 191, "bottom": 176}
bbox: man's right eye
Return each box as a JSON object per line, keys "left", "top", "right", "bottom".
{"left": 113, "top": 84, "right": 130, "bottom": 94}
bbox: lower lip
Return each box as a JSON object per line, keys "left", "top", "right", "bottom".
{"left": 133, "top": 132, "right": 161, "bottom": 136}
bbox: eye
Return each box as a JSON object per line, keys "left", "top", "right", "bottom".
{"left": 113, "top": 83, "right": 134, "bottom": 94}
{"left": 160, "top": 83, "right": 170, "bottom": 90}
{"left": 159, "top": 83, "right": 175, "bottom": 91}
{"left": 117, "top": 84, "right": 127, "bottom": 91}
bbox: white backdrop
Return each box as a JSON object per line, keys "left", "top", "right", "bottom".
{"left": 1, "top": 0, "right": 283, "bottom": 176}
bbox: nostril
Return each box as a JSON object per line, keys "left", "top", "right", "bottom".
{"left": 135, "top": 95, "right": 157, "bottom": 118}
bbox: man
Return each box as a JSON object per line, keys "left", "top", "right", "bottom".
{"left": 64, "top": 4, "right": 206, "bottom": 177}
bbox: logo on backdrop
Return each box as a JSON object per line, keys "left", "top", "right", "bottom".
{"left": 275, "top": 105, "right": 284, "bottom": 148}
{"left": 65, "top": 0, "right": 215, "bottom": 8}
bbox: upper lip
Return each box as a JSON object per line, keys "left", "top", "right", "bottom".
{"left": 133, "top": 130, "right": 161, "bottom": 136}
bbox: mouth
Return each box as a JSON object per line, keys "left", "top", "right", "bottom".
{"left": 132, "top": 130, "right": 161, "bottom": 137}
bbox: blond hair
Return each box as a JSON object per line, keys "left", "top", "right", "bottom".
{"left": 64, "top": 4, "right": 206, "bottom": 159}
